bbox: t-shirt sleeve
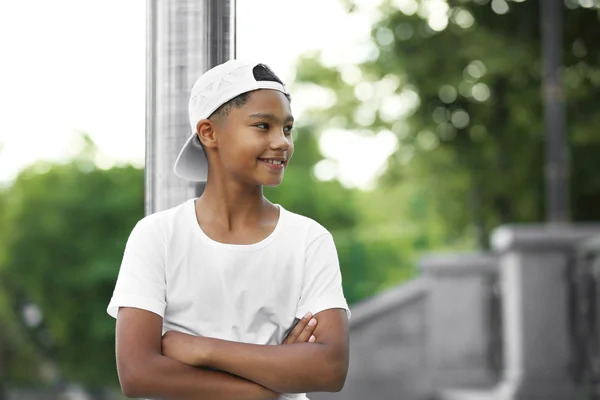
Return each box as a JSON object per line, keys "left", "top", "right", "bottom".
{"left": 106, "top": 217, "right": 167, "bottom": 320}
{"left": 295, "top": 232, "right": 351, "bottom": 320}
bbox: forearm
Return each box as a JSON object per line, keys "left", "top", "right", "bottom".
{"left": 202, "top": 338, "right": 346, "bottom": 394}
{"left": 120, "top": 353, "right": 279, "bottom": 400}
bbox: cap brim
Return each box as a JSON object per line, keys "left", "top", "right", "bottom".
{"left": 173, "top": 132, "right": 208, "bottom": 182}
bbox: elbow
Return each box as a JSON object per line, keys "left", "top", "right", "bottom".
{"left": 119, "top": 373, "right": 138, "bottom": 398}
{"left": 120, "top": 384, "right": 137, "bottom": 399}
{"left": 117, "top": 358, "right": 153, "bottom": 398}
{"left": 330, "top": 366, "right": 348, "bottom": 392}
{"left": 323, "top": 357, "right": 348, "bottom": 392}
{"left": 119, "top": 367, "right": 142, "bottom": 398}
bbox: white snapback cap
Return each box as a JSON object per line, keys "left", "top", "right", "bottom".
{"left": 173, "top": 59, "right": 290, "bottom": 182}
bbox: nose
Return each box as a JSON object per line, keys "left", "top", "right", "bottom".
{"left": 270, "top": 129, "right": 290, "bottom": 151}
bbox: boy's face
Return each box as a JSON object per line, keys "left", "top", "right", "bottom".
{"left": 211, "top": 89, "right": 294, "bottom": 187}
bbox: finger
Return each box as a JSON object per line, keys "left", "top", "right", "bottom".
{"left": 283, "top": 313, "right": 310, "bottom": 344}
{"left": 283, "top": 312, "right": 312, "bottom": 344}
{"left": 295, "top": 317, "right": 317, "bottom": 343}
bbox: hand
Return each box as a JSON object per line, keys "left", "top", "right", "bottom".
{"left": 161, "top": 330, "right": 208, "bottom": 366}
{"left": 282, "top": 312, "right": 318, "bottom": 345}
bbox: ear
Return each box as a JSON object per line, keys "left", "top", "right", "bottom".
{"left": 196, "top": 119, "right": 217, "bottom": 149}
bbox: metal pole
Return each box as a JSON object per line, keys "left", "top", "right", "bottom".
{"left": 146, "top": 0, "right": 236, "bottom": 215}
{"left": 541, "top": 0, "right": 569, "bottom": 223}
{"left": 195, "top": 0, "right": 237, "bottom": 198}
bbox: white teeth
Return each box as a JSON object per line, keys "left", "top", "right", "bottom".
{"left": 263, "top": 159, "right": 283, "bottom": 165}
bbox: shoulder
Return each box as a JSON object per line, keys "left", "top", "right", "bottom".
{"left": 129, "top": 198, "right": 194, "bottom": 242}
{"left": 278, "top": 206, "right": 333, "bottom": 246}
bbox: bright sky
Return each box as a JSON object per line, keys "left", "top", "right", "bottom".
{"left": 0, "top": 0, "right": 405, "bottom": 190}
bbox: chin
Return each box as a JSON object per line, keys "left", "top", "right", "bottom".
{"left": 258, "top": 174, "right": 285, "bottom": 187}
{"left": 248, "top": 169, "right": 286, "bottom": 187}
{"left": 262, "top": 179, "right": 284, "bottom": 187}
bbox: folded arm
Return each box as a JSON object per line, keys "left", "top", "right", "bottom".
{"left": 116, "top": 307, "right": 279, "bottom": 400}
{"left": 165, "top": 308, "right": 349, "bottom": 394}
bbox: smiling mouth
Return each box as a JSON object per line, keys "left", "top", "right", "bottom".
{"left": 258, "top": 158, "right": 286, "bottom": 169}
{"left": 258, "top": 159, "right": 284, "bottom": 165}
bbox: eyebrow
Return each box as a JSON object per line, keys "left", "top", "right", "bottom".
{"left": 248, "top": 113, "right": 294, "bottom": 124}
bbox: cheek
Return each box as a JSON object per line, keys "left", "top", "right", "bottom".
{"left": 220, "top": 133, "right": 262, "bottom": 164}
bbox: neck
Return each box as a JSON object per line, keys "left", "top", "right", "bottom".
{"left": 196, "top": 177, "right": 270, "bottom": 228}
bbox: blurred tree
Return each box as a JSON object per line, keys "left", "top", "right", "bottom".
{"left": 294, "top": 0, "right": 600, "bottom": 248}
{"left": 0, "top": 139, "right": 145, "bottom": 388}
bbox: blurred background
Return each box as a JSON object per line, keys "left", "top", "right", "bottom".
{"left": 1, "top": 0, "right": 600, "bottom": 399}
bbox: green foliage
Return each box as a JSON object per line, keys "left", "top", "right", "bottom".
{"left": 0, "top": 159, "right": 144, "bottom": 386}
{"left": 294, "top": 0, "right": 600, "bottom": 248}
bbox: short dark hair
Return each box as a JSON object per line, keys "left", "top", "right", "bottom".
{"left": 210, "top": 64, "right": 291, "bottom": 118}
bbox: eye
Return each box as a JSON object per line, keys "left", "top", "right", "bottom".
{"left": 284, "top": 125, "right": 294, "bottom": 135}
{"left": 254, "top": 123, "right": 269, "bottom": 130}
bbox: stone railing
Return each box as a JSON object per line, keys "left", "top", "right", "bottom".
{"left": 570, "top": 233, "right": 600, "bottom": 398}
{"left": 313, "top": 252, "right": 502, "bottom": 400}
{"left": 421, "top": 253, "right": 501, "bottom": 391}
{"left": 440, "top": 224, "right": 600, "bottom": 400}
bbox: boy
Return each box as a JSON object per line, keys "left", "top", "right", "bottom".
{"left": 107, "top": 60, "right": 351, "bottom": 400}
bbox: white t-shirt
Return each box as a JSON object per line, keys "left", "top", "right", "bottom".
{"left": 107, "top": 198, "right": 350, "bottom": 400}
